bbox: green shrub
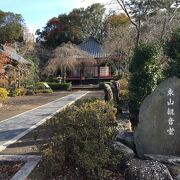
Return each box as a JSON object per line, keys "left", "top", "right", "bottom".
{"left": 74, "top": 97, "right": 100, "bottom": 107}
{"left": 48, "top": 82, "right": 72, "bottom": 91}
{"left": 0, "top": 88, "right": 8, "bottom": 102}
{"left": 164, "top": 28, "right": 180, "bottom": 78}
{"left": 118, "top": 79, "right": 129, "bottom": 100}
{"left": 120, "top": 90, "right": 129, "bottom": 100}
{"left": 99, "top": 82, "right": 112, "bottom": 89}
{"left": 10, "top": 88, "right": 27, "bottom": 97}
{"left": 35, "top": 82, "right": 48, "bottom": 90}
{"left": 34, "top": 89, "right": 53, "bottom": 93}
{"left": 48, "top": 76, "right": 59, "bottom": 83}
{"left": 118, "top": 79, "right": 128, "bottom": 90}
{"left": 128, "top": 44, "right": 162, "bottom": 127}
{"left": 41, "top": 100, "right": 118, "bottom": 179}
{"left": 35, "top": 82, "right": 53, "bottom": 93}
{"left": 115, "top": 74, "right": 123, "bottom": 80}
{"left": 21, "top": 79, "right": 35, "bottom": 90}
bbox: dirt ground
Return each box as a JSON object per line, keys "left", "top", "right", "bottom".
{"left": 0, "top": 91, "right": 104, "bottom": 156}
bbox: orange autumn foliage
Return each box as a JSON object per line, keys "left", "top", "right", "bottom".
{"left": 108, "top": 13, "right": 129, "bottom": 28}
{"left": 0, "top": 53, "right": 10, "bottom": 68}
{"left": 0, "top": 53, "right": 11, "bottom": 79}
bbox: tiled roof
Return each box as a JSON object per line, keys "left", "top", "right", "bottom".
{"left": 78, "top": 37, "right": 109, "bottom": 58}
{"left": 0, "top": 44, "right": 31, "bottom": 65}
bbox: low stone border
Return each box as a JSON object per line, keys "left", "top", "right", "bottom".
{"left": 0, "top": 155, "right": 41, "bottom": 180}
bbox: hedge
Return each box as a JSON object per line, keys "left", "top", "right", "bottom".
{"left": 35, "top": 82, "right": 53, "bottom": 94}
{"left": 35, "top": 82, "right": 50, "bottom": 90}
{"left": 34, "top": 89, "right": 53, "bottom": 93}
{"left": 48, "top": 83, "right": 72, "bottom": 91}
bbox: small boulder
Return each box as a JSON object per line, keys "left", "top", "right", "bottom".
{"left": 116, "top": 131, "right": 135, "bottom": 151}
{"left": 25, "top": 90, "right": 35, "bottom": 96}
{"left": 144, "top": 154, "right": 180, "bottom": 166}
{"left": 176, "top": 174, "right": 180, "bottom": 180}
{"left": 117, "top": 120, "right": 132, "bottom": 131}
{"left": 113, "top": 141, "right": 135, "bottom": 166}
{"left": 104, "top": 84, "right": 113, "bottom": 102}
{"left": 125, "top": 159, "right": 173, "bottom": 180}
{"left": 112, "top": 81, "right": 121, "bottom": 103}
{"left": 167, "top": 165, "right": 180, "bottom": 180}
{"left": 144, "top": 154, "right": 180, "bottom": 180}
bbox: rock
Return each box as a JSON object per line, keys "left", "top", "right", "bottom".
{"left": 167, "top": 165, "right": 180, "bottom": 180}
{"left": 116, "top": 131, "right": 135, "bottom": 151}
{"left": 111, "top": 83, "right": 118, "bottom": 106}
{"left": 144, "top": 154, "right": 180, "bottom": 179}
{"left": 135, "top": 77, "right": 180, "bottom": 158}
{"left": 112, "top": 81, "right": 121, "bottom": 103}
{"left": 144, "top": 154, "right": 180, "bottom": 166}
{"left": 176, "top": 174, "right": 180, "bottom": 180}
{"left": 113, "top": 141, "right": 135, "bottom": 164}
{"left": 124, "top": 159, "right": 173, "bottom": 180}
{"left": 104, "top": 84, "right": 113, "bottom": 102}
{"left": 25, "top": 90, "right": 35, "bottom": 96}
{"left": 117, "top": 120, "right": 132, "bottom": 131}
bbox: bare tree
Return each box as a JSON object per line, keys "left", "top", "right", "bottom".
{"left": 141, "top": 6, "right": 180, "bottom": 44}
{"left": 110, "top": 0, "right": 180, "bottom": 47}
{"left": 103, "top": 21, "right": 134, "bottom": 76}
{"left": 45, "top": 42, "right": 95, "bottom": 82}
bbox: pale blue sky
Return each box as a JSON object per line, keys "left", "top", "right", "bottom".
{"left": 0, "top": 0, "right": 80, "bottom": 33}
{"left": 0, "top": 0, "right": 109, "bottom": 34}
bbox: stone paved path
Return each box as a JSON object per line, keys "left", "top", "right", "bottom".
{"left": 0, "top": 91, "right": 88, "bottom": 152}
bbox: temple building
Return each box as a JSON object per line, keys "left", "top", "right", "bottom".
{"left": 66, "top": 37, "right": 116, "bottom": 84}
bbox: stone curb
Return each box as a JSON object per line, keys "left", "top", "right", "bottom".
{"left": 0, "top": 155, "right": 41, "bottom": 180}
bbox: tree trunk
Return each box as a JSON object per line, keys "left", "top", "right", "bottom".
{"left": 135, "top": 15, "right": 141, "bottom": 48}
{"left": 80, "top": 65, "right": 85, "bottom": 85}
{"left": 62, "top": 66, "right": 66, "bottom": 83}
{"left": 136, "top": 28, "right": 141, "bottom": 48}
{"left": 160, "top": 18, "right": 167, "bottom": 43}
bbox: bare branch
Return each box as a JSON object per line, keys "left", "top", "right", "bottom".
{"left": 116, "top": 0, "right": 138, "bottom": 29}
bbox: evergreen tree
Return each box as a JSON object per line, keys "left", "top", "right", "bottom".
{"left": 0, "top": 10, "right": 25, "bottom": 43}
{"left": 164, "top": 28, "right": 180, "bottom": 78}
{"left": 128, "top": 44, "right": 162, "bottom": 127}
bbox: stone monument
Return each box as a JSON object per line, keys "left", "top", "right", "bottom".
{"left": 135, "top": 77, "right": 180, "bottom": 158}
{"left": 104, "top": 83, "right": 113, "bottom": 102}
{"left": 111, "top": 81, "right": 121, "bottom": 103}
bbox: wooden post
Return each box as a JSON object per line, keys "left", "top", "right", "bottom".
{"left": 98, "top": 65, "right": 100, "bottom": 84}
